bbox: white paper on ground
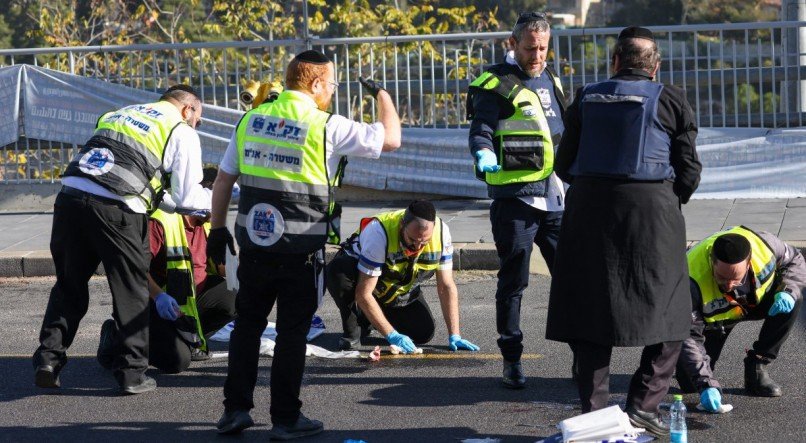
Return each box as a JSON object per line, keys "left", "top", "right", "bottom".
{"left": 212, "top": 338, "right": 359, "bottom": 359}
{"left": 559, "top": 405, "right": 643, "bottom": 443}
{"left": 389, "top": 344, "right": 424, "bottom": 354}
{"left": 696, "top": 403, "right": 734, "bottom": 413}
{"left": 209, "top": 320, "right": 325, "bottom": 342}
{"left": 225, "top": 248, "right": 239, "bottom": 291}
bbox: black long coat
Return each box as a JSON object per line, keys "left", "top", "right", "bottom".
{"left": 545, "top": 70, "right": 702, "bottom": 347}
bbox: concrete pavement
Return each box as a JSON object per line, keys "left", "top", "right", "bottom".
{"left": 0, "top": 198, "right": 805, "bottom": 277}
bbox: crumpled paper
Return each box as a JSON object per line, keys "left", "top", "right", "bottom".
{"left": 213, "top": 338, "right": 359, "bottom": 360}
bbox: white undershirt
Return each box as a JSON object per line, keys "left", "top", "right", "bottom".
{"left": 63, "top": 123, "right": 212, "bottom": 214}
{"left": 347, "top": 219, "right": 454, "bottom": 277}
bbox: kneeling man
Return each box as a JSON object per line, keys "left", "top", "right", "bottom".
{"left": 327, "top": 200, "right": 479, "bottom": 354}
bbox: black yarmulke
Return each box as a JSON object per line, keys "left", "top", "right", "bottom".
{"left": 408, "top": 200, "right": 436, "bottom": 222}
{"left": 294, "top": 50, "right": 331, "bottom": 65}
{"left": 712, "top": 233, "right": 751, "bottom": 264}
{"left": 618, "top": 26, "right": 655, "bottom": 42}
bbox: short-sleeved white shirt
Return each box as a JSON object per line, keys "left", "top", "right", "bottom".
{"left": 347, "top": 219, "right": 454, "bottom": 277}
{"left": 219, "top": 90, "right": 385, "bottom": 176}
{"left": 63, "top": 122, "right": 211, "bottom": 214}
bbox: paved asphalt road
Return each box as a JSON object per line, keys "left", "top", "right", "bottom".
{"left": 1, "top": 273, "right": 804, "bottom": 442}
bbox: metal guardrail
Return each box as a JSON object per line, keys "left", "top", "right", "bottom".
{"left": 1, "top": 21, "right": 806, "bottom": 184}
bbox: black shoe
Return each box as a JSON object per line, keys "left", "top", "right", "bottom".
{"left": 626, "top": 407, "right": 669, "bottom": 437}
{"left": 216, "top": 410, "right": 254, "bottom": 435}
{"left": 120, "top": 375, "right": 157, "bottom": 395}
{"left": 191, "top": 348, "right": 211, "bottom": 362}
{"left": 97, "top": 319, "right": 116, "bottom": 370}
{"left": 744, "top": 354, "right": 782, "bottom": 397}
{"left": 34, "top": 364, "right": 61, "bottom": 389}
{"left": 502, "top": 360, "right": 526, "bottom": 389}
{"left": 268, "top": 414, "right": 324, "bottom": 440}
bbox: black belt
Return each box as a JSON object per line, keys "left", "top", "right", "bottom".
{"left": 60, "top": 186, "right": 127, "bottom": 207}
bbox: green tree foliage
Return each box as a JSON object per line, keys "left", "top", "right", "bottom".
{"left": 608, "top": 0, "right": 683, "bottom": 26}
{"left": 682, "top": 0, "right": 778, "bottom": 24}
{"left": 609, "top": 0, "right": 777, "bottom": 26}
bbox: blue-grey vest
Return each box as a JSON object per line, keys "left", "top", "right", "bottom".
{"left": 569, "top": 79, "right": 674, "bottom": 181}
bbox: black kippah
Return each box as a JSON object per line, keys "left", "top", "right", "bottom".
{"left": 294, "top": 50, "right": 331, "bottom": 65}
{"left": 712, "top": 233, "right": 751, "bottom": 264}
{"left": 618, "top": 26, "right": 655, "bottom": 42}
{"left": 407, "top": 200, "right": 436, "bottom": 222}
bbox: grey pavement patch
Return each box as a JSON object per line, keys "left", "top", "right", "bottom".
{"left": 734, "top": 198, "right": 787, "bottom": 204}
{"left": 724, "top": 211, "right": 785, "bottom": 229}
{"left": 787, "top": 198, "right": 806, "bottom": 207}
{"left": 22, "top": 251, "right": 55, "bottom": 277}
{"left": 0, "top": 252, "right": 24, "bottom": 277}
{"left": 779, "top": 207, "right": 806, "bottom": 240}
{"left": 731, "top": 202, "right": 789, "bottom": 214}
{"left": 459, "top": 244, "right": 499, "bottom": 271}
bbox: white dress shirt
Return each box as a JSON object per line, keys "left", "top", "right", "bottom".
{"left": 347, "top": 219, "right": 454, "bottom": 277}
{"left": 63, "top": 122, "right": 212, "bottom": 214}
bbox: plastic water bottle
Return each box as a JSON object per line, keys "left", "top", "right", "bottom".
{"left": 670, "top": 394, "right": 688, "bottom": 443}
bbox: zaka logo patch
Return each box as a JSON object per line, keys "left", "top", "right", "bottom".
{"left": 247, "top": 114, "right": 309, "bottom": 143}
{"left": 247, "top": 203, "right": 285, "bottom": 247}
{"left": 78, "top": 148, "right": 115, "bottom": 176}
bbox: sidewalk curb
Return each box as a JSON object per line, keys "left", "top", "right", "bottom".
{"left": 3, "top": 243, "right": 805, "bottom": 278}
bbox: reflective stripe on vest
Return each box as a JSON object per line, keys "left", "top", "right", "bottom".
{"left": 63, "top": 101, "right": 184, "bottom": 210}
{"left": 234, "top": 91, "right": 333, "bottom": 254}
{"left": 357, "top": 209, "right": 444, "bottom": 307}
{"left": 688, "top": 226, "right": 777, "bottom": 323}
{"left": 150, "top": 209, "right": 207, "bottom": 350}
{"left": 469, "top": 71, "right": 556, "bottom": 186}
{"left": 570, "top": 79, "right": 674, "bottom": 180}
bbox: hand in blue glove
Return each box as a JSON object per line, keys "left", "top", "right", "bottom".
{"left": 155, "top": 292, "right": 181, "bottom": 321}
{"left": 700, "top": 387, "right": 722, "bottom": 412}
{"left": 448, "top": 334, "right": 480, "bottom": 352}
{"left": 475, "top": 149, "right": 500, "bottom": 173}
{"left": 386, "top": 330, "right": 416, "bottom": 354}
{"left": 768, "top": 291, "right": 795, "bottom": 316}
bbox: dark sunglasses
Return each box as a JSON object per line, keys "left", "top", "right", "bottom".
{"left": 516, "top": 11, "right": 547, "bottom": 25}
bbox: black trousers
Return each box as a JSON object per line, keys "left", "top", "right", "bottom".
{"left": 705, "top": 296, "right": 802, "bottom": 368}
{"left": 575, "top": 340, "right": 682, "bottom": 413}
{"left": 490, "top": 198, "right": 562, "bottom": 362}
{"left": 34, "top": 190, "right": 150, "bottom": 387}
{"left": 223, "top": 250, "right": 321, "bottom": 426}
{"left": 326, "top": 251, "right": 436, "bottom": 344}
{"left": 149, "top": 276, "right": 236, "bottom": 373}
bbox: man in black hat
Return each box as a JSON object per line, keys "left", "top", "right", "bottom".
{"left": 327, "top": 200, "right": 479, "bottom": 353}
{"left": 677, "top": 228, "right": 804, "bottom": 412}
{"left": 207, "top": 49, "right": 401, "bottom": 439}
{"left": 546, "top": 26, "right": 702, "bottom": 436}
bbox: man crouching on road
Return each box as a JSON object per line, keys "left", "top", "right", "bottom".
{"left": 327, "top": 200, "right": 480, "bottom": 354}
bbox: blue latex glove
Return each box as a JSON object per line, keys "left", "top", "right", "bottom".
{"left": 386, "top": 330, "right": 416, "bottom": 353}
{"left": 448, "top": 334, "right": 480, "bottom": 352}
{"left": 768, "top": 291, "right": 795, "bottom": 316}
{"left": 475, "top": 149, "right": 500, "bottom": 173}
{"left": 155, "top": 292, "right": 181, "bottom": 321}
{"left": 700, "top": 387, "right": 722, "bottom": 412}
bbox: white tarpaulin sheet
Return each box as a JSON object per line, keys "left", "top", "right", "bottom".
{"left": 2, "top": 64, "right": 804, "bottom": 198}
